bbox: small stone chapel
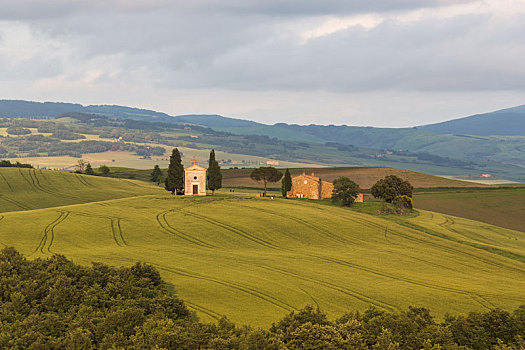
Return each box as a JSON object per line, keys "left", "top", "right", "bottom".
{"left": 184, "top": 160, "right": 207, "bottom": 196}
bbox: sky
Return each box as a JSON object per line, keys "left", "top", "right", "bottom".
{"left": 0, "top": 0, "right": 524, "bottom": 127}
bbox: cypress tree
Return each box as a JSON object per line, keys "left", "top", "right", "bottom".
{"left": 281, "top": 168, "right": 292, "bottom": 197}
{"left": 150, "top": 165, "right": 162, "bottom": 185}
{"left": 85, "top": 163, "right": 94, "bottom": 175}
{"left": 207, "top": 149, "right": 222, "bottom": 195}
{"left": 164, "top": 148, "right": 184, "bottom": 195}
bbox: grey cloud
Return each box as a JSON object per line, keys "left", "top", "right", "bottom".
{"left": 0, "top": 0, "right": 474, "bottom": 20}
{"left": 0, "top": 0, "right": 523, "bottom": 127}
{"left": 11, "top": 2, "right": 523, "bottom": 93}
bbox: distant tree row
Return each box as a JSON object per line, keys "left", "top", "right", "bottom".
{"left": 2, "top": 247, "right": 525, "bottom": 349}
{"left": 0, "top": 160, "right": 33, "bottom": 168}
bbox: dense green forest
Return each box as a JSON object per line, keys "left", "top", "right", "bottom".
{"left": 1, "top": 248, "right": 524, "bottom": 349}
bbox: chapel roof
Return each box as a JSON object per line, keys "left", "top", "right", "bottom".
{"left": 185, "top": 159, "right": 206, "bottom": 171}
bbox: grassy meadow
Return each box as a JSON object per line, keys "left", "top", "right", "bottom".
{"left": 1, "top": 168, "right": 525, "bottom": 327}
{"left": 0, "top": 167, "right": 163, "bottom": 212}
{"left": 414, "top": 187, "right": 525, "bottom": 233}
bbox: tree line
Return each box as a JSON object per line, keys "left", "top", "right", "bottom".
{"left": 0, "top": 160, "right": 33, "bottom": 168}
{"left": 1, "top": 247, "right": 524, "bottom": 349}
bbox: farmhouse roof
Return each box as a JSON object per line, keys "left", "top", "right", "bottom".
{"left": 296, "top": 171, "right": 321, "bottom": 182}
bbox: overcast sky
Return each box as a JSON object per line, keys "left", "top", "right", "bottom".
{"left": 0, "top": 0, "right": 524, "bottom": 127}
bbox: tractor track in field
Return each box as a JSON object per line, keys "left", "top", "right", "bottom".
{"left": 74, "top": 173, "right": 89, "bottom": 186}
{"left": 35, "top": 211, "right": 70, "bottom": 254}
{"left": 155, "top": 210, "right": 216, "bottom": 249}
{"left": 185, "top": 301, "right": 222, "bottom": 320}
{"left": 235, "top": 203, "right": 353, "bottom": 245}
{"left": 111, "top": 217, "right": 128, "bottom": 247}
{"left": 28, "top": 169, "right": 77, "bottom": 201}
{"left": 314, "top": 204, "right": 525, "bottom": 274}
{"left": 305, "top": 252, "right": 497, "bottom": 310}
{"left": 180, "top": 210, "right": 279, "bottom": 249}
{"left": 439, "top": 216, "right": 500, "bottom": 246}
{"left": 38, "top": 169, "right": 51, "bottom": 183}
{"left": 299, "top": 287, "right": 320, "bottom": 309}
{"left": 17, "top": 168, "right": 37, "bottom": 192}
{"left": 396, "top": 220, "right": 525, "bottom": 274}
{"left": 243, "top": 260, "right": 397, "bottom": 312}
{"left": 107, "top": 255, "right": 296, "bottom": 312}
{"left": 72, "top": 212, "right": 128, "bottom": 247}
{"left": 74, "top": 173, "right": 95, "bottom": 188}
{"left": 0, "top": 194, "right": 31, "bottom": 210}
{"left": 58, "top": 171, "right": 74, "bottom": 184}
{"left": 0, "top": 172, "right": 14, "bottom": 192}
{"left": 153, "top": 265, "right": 297, "bottom": 313}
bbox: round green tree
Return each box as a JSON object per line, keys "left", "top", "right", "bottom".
{"left": 371, "top": 175, "right": 413, "bottom": 203}
{"left": 250, "top": 167, "right": 283, "bottom": 197}
{"left": 331, "top": 176, "right": 360, "bottom": 206}
{"left": 99, "top": 165, "right": 110, "bottom": 176}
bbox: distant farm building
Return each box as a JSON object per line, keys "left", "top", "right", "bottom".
{"left": 289, "top": 172, "right": 364, "bottom": 202}
{"left": 184, "top": 160, "right": 207, "bottom": 196}
{"left": 289, "top": 172, "right": 334, "bottom": 200}
{"left": 266, "top": 160, "right": 280, "bottom": 166}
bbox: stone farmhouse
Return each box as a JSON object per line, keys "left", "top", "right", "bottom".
{"left": 289, "top": 172, "right": 334, "bottom": 200}
{"left": 184, "top": 160, "right": 207, "bottom": 196}
{"left": 289, "top": 171, "right": 364, "bottom": 202}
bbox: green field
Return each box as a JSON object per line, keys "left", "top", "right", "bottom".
{"left": 414, "top": 187, "right": 525, "bottom": 233}
{"left": 1, "top": 169, "right": 525, "bottom": 328}
{"left": 0, "top": 167, "right": 162, "bottom": 212}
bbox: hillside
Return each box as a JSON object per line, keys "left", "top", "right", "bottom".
{"left": 0, "top": 100, "right": 177, "bottom": 123}
{"left": 221, "top": 167, "right": 492, "bottom": 189}
{"left": 183, "top": 114, "right": 525, "bottom": 172}
{"left": 3, "top": 100, "right": 525, "bottom": 180}
{"left": 419, "top": 105, "right": 525, "bottom": 136}
{"left": 414, "top": 187, "right": 525, "bottom": 233}
{"left": 1, "top": 188, "right": 525, "bottom": 326}
{"left": 0, "top": 168, "right": 162, "bottom": 212}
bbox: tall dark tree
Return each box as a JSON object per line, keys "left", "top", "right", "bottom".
{"left": 331, "top": 176, "right": 360, "bottom": 206}
{"left": 371, "top": 175, "right": 413, "bottom": 203}
{"left": 150, "top": 165, "right": 162, "bottom": 185}
{"left": 250, "top": 167, "right": 283, "bottom": 197}
{"left": 164, "top": 148, "right": 184, "bottom": 195}
{"left": 281, "top": 168, "right": 292, "bottom": 197}
{"left": 85, "top": 162, "right": 94, "bottom": 175}
{"left": 207, "top": 149, "right": 222, "bottom": 195}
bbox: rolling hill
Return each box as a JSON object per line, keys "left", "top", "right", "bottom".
{"left": 1, "top": 170, "right": 525, "bottom": 326}
{"left": 419, "top": 105, "right": 525, "bottom": 136}
{"left": 0, "top": 100, "right": 177, "bottom": 123}
{"left": 0, "top": 168, "right": 162, "bottom": 212}
{"left": 414, "top": 187, "right": 525, "bottom": 233}
{"left": 221, "top": 167, "right": 493, "bottom": 189}
{"left": 3, "top": 100, "right": 525, "bottom": 180}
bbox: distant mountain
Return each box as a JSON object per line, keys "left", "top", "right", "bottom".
{"left": 172, "top": 114, "right": 261, "bottom": 128}
{"left": 0, "top": 100, "right": 177, "bottom": 123}
{"left": 3, "top": 99, "right": 525, "bottom": 172}
{"left": 419, "top": 105, "right": 525, "bottom": 136}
